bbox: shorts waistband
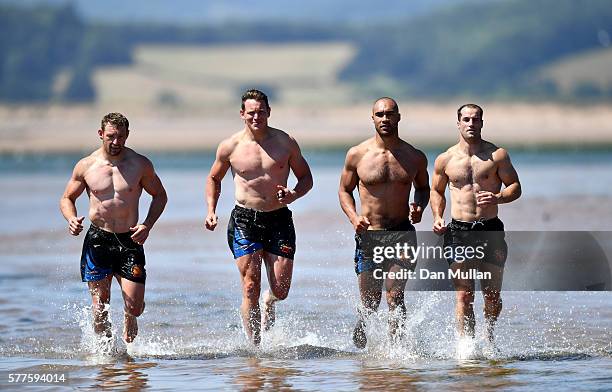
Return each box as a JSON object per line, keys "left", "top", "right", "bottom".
{"left": 89, "top": 223, "right": 133, "bottom": 238}
{"left": 450, "top": 217, "right": 502, "bottom": 230}
{"left": 233, "top": 205, "right": 290, "bottom": 220}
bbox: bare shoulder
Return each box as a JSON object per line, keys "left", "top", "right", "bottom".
{"left": 269, "top": 127, "right": 299, "bottom": 149}
{"left": 217, "top": 132, "right": 242, "bottom": 158}
{"left": 73, "top": 151, "right": 98, "bottom": 176}
{"left": 345, "top": 138, "right": 371, "bottom": 167}
{"left": 484, "top": 140, "right": 510, "bottom": 162}
{"left": 434, "top": 145, "right": 455, "bottom": 168}
{"left": 400, "top": 140, "right": 428, "bottom": 165}
{"left": 127, "top": 148, "right": 155, "bottom": 172}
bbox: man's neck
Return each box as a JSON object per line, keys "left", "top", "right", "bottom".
{"left": 458, "top": 137, "right": 483, "bottom": 155}
{"left": 244, "top": 126, "right": 270, "bottom": 142}
{"left": 375, "top": 133, "right": 402, "bottom": 149}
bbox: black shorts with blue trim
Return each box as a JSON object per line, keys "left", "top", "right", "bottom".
{"left": 80, "top": 224, "right": 146, "bottom": 284}
{"left": 227, "top": 205, "right": 296, "bottom": 259}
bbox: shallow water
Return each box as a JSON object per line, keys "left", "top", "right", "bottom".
{"left": 1, "top": 150, "right": 611, "bottom": 390}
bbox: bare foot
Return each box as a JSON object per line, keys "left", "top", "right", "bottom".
{"left": 352, "top": 318, "right": 367, "bottom": 349}
{"left": 261, "top": 290, "right": 276, "bottom": 331}
{"left": 94, "top": 319, "right": 112, "bottom": 338}
{"left": 123, "top": 313, "right": 138, "bottom": 343}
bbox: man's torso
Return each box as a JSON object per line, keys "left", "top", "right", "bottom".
{"left": 229, "top": 128, "right": 292, "bottom": 212}
{"left": 444, "top": 141, "right": 503, "bottom": 221}
{"left": 356, "top": 139, "right": 420, "bottom": 229}
{"left": 83, "top": 149, "right": 144, "bottom": 232}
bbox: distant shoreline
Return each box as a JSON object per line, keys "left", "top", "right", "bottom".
{"left": 2, "top": 102, "right": 612, "bottom": 153}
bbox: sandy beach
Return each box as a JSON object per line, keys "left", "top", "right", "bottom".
{"left": 2, "top": 102, "right": 612, "bottom": 153}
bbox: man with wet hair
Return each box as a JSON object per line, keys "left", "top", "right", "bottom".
{"left": 205, "top": 89, "right": 313, "bottom": 345}
{"left": 431, "top": 103, "right": 521, "bottom": 344}
{"left": 339, "top": 97, "right": 430, "bottom": 348}
{"left": 60, "top": 112, "right": 167, "bottom": 344}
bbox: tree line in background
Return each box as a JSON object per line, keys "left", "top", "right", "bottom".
{"left": 1, "top": 0, "right": 611, "bottom": 103}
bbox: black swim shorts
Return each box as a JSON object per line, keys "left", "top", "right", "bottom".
{"left": 227, "top": 205, "right": 296, "bottom": 259}
{"left": 354, "top": 220, "right": 417, "bottom": 275}
{"left": 443, "top": 217, "right": 508, "bottom": 267}
{"left": 80, "top": 224, "right": 147, "bottom": 284}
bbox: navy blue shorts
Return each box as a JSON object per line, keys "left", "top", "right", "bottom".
{"left": 80, "top": 224, "right": 146, "bottom": 284}
{"left": 227, "top": 206, "right": 296, "bottom": 259}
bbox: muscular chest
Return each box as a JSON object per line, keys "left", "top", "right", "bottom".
{"left": 358, "top": 152, "right": 414, "bottom": 186}
{"left": 85, "top": 163, "right": 142, "bottom": 198}
{"left": 447, "top": 155, "right": 496, "bottom": 189}
{"left": 231, "top": 142, "right": 290, "bottom": 179}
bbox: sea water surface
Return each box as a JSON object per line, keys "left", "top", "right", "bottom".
{"left": 0, "top": 149, "right": 611, "bottom": 391}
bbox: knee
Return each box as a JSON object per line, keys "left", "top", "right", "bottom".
{"left": 271, "top": 286, "right": 290, "bottom": 301}
{"left": 386, "top": 289, "right": 404, "bottom": 306}
{"left": 242, "top": 279, "right": 261, "bottom": 301}
{"left": 125, "top": 301, "right": 145, "bottom": 317}
{"left": 456, "top": 291, "right": 475, "bottom": 308}
{"left": 483, "top": 291, "right": 502, "bottom": 307}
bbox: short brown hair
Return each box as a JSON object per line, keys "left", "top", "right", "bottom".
{"left": 457, "top": 104, "right": 483, "bottom": 120}
{"left": 241, "top": 89, "right": 269, "bottom": 110}
{"left": 101, "top": 112, "right": 129, "bottom": 131}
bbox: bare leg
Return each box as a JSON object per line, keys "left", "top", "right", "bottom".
{"left": 353, "top": 270, "right": 383, "bottom": 348}
{"left": 87, "top": 276, "right": 113, "bottom": 338}
{"left": 451, "top": 262, "right": 476, "bottom": 338}
{"left": 385, "top": 262, "right": 410, "bottom": 340}
{"left": 262, "top": 252, "right": 293, "bottom": 331}
{"left": 117, "top": 275, "right": 145, "bottom": 343}
{"left": 480, "top": 262, "right": 504, "bottom": 342}
{"left": 236, "top": 251, "right": 263, "bottom": 345}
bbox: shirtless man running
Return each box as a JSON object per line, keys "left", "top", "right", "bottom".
{"left": 431, "top": 104, "right": 521, "bottom": 343}
{"left": 205, "top": 89, "right": 313, "bottom": 345}
{"left": 60, "top": 112, "right": 167, "bottom": 344}
{"left": 339, "top": 97, "right": 430, "bottom": 348}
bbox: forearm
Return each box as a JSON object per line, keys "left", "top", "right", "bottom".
{"left": 430, "top": 190, "right": 446, "bottom": 219}
{"left": 339, "top": 191, "right": 359, "bottom": 223}
{"left": 142, "top": 191, "right": 167, "bottom": 229}
{"left": 414, "top": 186, "right": 430, "bottom": 209}
{"left": 497, "top": 182, "right": 521, "bottom": 204}
{"left": 206, "top": 177, "right": 221, "bottom": 214}
{"left": 60, "top": 198, "right": 78, "bottom": 221}
{"left": 292, "top": 174, "right": 313, "bottom": 199}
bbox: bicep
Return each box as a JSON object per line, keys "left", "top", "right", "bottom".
{"left": 141, "top": 163, "right": 165, "bottom": 196}
{"left": 288, "top": 143, "right": 312, "bottom": 180}
{"left": 431, "top": 157, "right": 449, "bottom": 194}
{"left": 339, "top": 152, "right": 359, "bottom": 193}
{"left": 497, "top": 153, "right": 520, "bottom": 187}
{"left": 62, "top": 165, "right": 87, "bottom": 200}
{"left": 413, "top": 155, "right": 430, "bottom": 189}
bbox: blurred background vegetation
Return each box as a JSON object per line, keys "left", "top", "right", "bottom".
{"left": 1, "top": 0, "right": 612, "bottom": 106}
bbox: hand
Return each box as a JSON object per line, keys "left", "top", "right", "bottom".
{"left": 129, "top": 224, "right": 150, "bottom": 245}
{"left": 433, "top": 217, "right": 447, "bottom": 235}
{"left": 205, "top": 212, "right": 218, "bottom": 231}
{"left": 409, "top": 202, "right": 423, "bottom": 224}
{"left": 276, "top": 185, "right": 297, "bottom": 205}
{"left": 476, "top": 191, "right": 500, "bottom": 207}
{"left": 352, "top": 216, "right": 371, "bottom": 233}
{"left": 68, "top": 216, "right": 85, "bottom": 236}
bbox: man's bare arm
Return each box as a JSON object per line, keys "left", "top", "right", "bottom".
{"left": 131, "top": 158, "right": 168, "bottom": 244}
{"left": 431, "top": 153, "right": 449, "bottom": 234}
{"left": 205, "top": 141, "right": 232, "bottom": 230}
{"left": 477, "top": 148, "right": 522, "bottom": 207}
{"left": 278, "top": 137, "right": 313, "bottom": 204}
{"left": 410, "top": 151, "right": 430, "bottom": 224}
{"left": 59, "top": 159, "right": 88, "bottom": 236}
{"left": 339, "top": 147, "right": 369, "bottom": 232}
